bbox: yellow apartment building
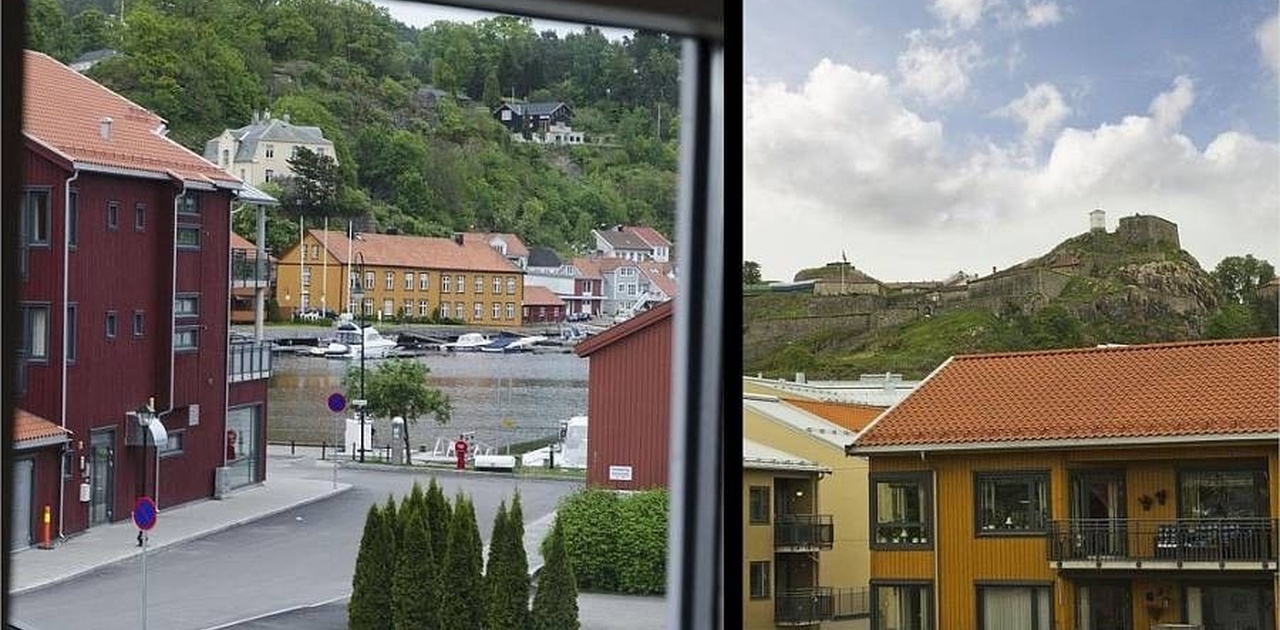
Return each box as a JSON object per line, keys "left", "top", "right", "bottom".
{"left": 846, "top": 338, "right": 1279, "bottom": 630}
{"left": 276, "top": 229, "right": 524, "bottom": 325}
{"left": 744, "top": 391, "right": 875, "bottom": 629}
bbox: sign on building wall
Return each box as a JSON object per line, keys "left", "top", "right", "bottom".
{"left": 608, "top": 465, "right": 633, "bottom": 481}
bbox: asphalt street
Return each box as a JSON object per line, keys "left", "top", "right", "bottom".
{"left": 9, "top": 459, "right": 583, "bottom": 630}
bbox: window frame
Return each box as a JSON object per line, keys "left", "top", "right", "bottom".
{"left": 66, "top": 303, "right": 77, "bottom": 363}
{"left": 133, "top": 310, "right": 145, "bottom": 338}
{"left": 492, "top": 302, "right": 501, "bottom": 319}
{"left": 420, "top": 272, "right": 430, "bottom": 291}
{"left": 475, "top": 275, "right": 484, "bottom": 293}
{"left": 442, "top": 275, "right": 451, "bottom": 293}
{"left": 975, "top": 582, "right": 1053, "bottom": 630}
{"left": 419, "top": 300, "right": 430, "bottom": 317}
{"left": 507, "top": 277, "right": 516, "bottom": 294}
{"left": 68, "top": 189, "right": 78, "bottom": 247}
{"left": 176, "top": 225, "right": 200, "bottom": 249}
{"left": 974, "top": 471, "right": 1051, "bottom": 536}
{"left": 177, "top": 193, "right": 201, "bottom": 216}
{"left": 493, "top": 276, "right": 502, "bottom": 294}
{"left": 22, "top": 303, "right": 51, "bottom": 362}
{"left": 134, "top": 202, "right": 146, "bottom": 231}
{"left": 456, "top": 275, "right": 465, "bottom": 293}
{"left": 748, "top": 561, "right": 770, "bottom": 600}
{"left": 107, "top": 200, "right": 120, "bottom": 231}
{"left": 160, "top": 430, "right": 185, "bottom": 458}
{"left": 175, "top": 295, "right": 199, "bottom": 319}
{"left": 474, "top": 302, "right": 483, "bottom": 320}
{"left": 22, "top": 188, "right": 51, "bottom": 247}
{"left": 174, "top": 327, "right": 198, "bottom": 351}
{"left": 749, "top": 485, "right": 770, "bottom": 524}
{"left": 106, "top": 310, "right": 118, "bottom": 339}
{"left": 385, "top": 271, "right": 394, "bottom": 290}
{"left": 405, "top": 272, "right": 414, "bottom": 291}
{"left": 870, "top": 471, "right": 934, "bottom": 550}
{"left": 870, "top": 581, "right": 934, "bottom": 630}
{"left": 1176, "top": 462, "right": 1270, "bottom": 519}
{"left": 506, "top": 302, "right": 515, "bottom": 320}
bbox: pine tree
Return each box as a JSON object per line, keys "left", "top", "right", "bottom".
{"left": 425, "top": 478, "right": 451, "bottom": 569}
{"left": 531, "top": 517, "right": 579, "bottom": 630}
{"left": 350, "top": 504, "right": 396, "bottom": 630}
{"left": 398, "top": 482, "right": 426, "bottom": 543}
{"left": 486, "top": 494, "right": 531, "bottom": 630}
{"left": 391, "top": 511, "right": 438, "bottom": 630}
{"left": 438, "top": 494, "right": 485, "bottom": 630}
{"left": 384, "top": 494, "right": 400, "bottom": 551}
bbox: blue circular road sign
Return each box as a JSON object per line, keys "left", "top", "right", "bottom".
{"left": 134, "top": 496, "right": 157, "bottom": 531}
{"left": 327, "top": 392, "right": 347, "bottom": 413}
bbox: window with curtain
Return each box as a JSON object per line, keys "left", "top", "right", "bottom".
{"left": 873, "top": 583, "right": 931, "bottom": 630}
{"left": 976, "top": 472, "right": 1049, "bottom": 533}
{"left": 1179, "top": 469, "right": 1268, "bottom": 518}
{"left": 979, "top": 585, "right": 1050, "bottom": 630}
{"left": 871, "top": 473, "right": 931, "bottom": 546}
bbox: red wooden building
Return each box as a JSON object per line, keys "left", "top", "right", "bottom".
{"left": 522, "top": 284, "right": 566, "bottom": 324}
{"left": 15, "top": 50, "right": 272, "bottom": 548}
{"left": 573, "top": 300, "right": 673, "bottom": 490}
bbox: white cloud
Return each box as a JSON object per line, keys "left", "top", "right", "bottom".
{"left": 931, "top": 0, "right": 994, "bottom": 30}
{"left": 1256, "top": 13, "right": 1279, "bottom": 75}
{"left": 744, "top": 61, "right": 1279, "bottom": 282}
{"left": 995, "top": 83, "right": 1072, "bottom": 146}
{"left": 1147, "top": 75, "right": 1195, "bottom": 131}
{"left": 1022, "top": 1, "right": 1061, "bottom": 28}
{"left": 896, "top": 32, "right": 983, "bottom": 105}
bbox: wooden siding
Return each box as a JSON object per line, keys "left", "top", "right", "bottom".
{"left": 867, "top": 444, "right": 1279, "bottom": 630}
{"left": 583, "top": 313, "right": 671, "bottom": 489}
{"left": 19, "top": 144, "right": 257, "bottom": 536}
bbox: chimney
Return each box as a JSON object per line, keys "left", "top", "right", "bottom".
{"left": 99, "top": 117, "right": 113, "bottom": 141}
{"left": 454, "top": 233, "right": 464, "bottom": 246}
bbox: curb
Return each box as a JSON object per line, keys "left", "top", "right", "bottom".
{"left": 331, "top": 460, "right": 587, "bottom": 483}
{"left": 10, "top": 483, "right": 354, "bottom": 597}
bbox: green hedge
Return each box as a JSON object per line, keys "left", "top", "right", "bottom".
{"left": 548, "top": 488, "right": 668, "bottom": 595}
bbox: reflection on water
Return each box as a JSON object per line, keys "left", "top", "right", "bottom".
{"left": 268, "top": 352, "right": 588, "bottom": 451}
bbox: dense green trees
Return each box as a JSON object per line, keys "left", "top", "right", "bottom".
{"left": 28, "top": 0, "right": 680, "bottom": 261}
{"left": 349, "top": 504, "right": 396, "bottom": 630}
{"left": 531, "top": 517, "right": 581, "bottom": 630}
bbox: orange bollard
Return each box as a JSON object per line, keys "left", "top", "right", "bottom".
{"left": 38, "top": 505, "right": 53, "bottom": 549}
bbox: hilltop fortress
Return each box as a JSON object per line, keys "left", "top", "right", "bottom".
{"left": 745, "top": 211, "right": 1211, "bottom": 342}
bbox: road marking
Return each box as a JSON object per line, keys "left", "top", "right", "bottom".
{"left": 198, "top": 593, "right": 350, "bottom": 630}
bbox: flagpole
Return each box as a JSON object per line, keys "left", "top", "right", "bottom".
{"left": 346, "top": 221, "right": 354, "bottom": 314}
{"left": 322, "top": 217, "right": 329, "bottom": 315}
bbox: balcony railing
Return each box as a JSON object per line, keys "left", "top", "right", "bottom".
{"left": 230, "top": 249, "right": 270, "bottom": 288}
{"left": 774, "top": 514, "right": 834, "bottom": 552}
{"left": 228, "top": 341, "right": 273, "bottom": 383}
{"left": 775, "top": 588, "right": 832, "bottom": 626}
{"left": 1048, "top": 518, "right": 1277, "bottom": 568}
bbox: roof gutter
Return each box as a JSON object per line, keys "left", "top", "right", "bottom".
{"left": 847, "top": 432, "right": 1280, "bottom": 455}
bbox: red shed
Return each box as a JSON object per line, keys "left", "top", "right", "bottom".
{"left": 574, "top": 300, "right": 673, "bottom": 489}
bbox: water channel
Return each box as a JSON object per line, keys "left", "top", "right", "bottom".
{"left": 266, "top": 350, "right": 589, "bottom": 454}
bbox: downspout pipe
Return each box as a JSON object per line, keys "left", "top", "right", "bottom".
{"left": 153, "top": 178, "right": 189, "bottom": 507}
{"left": 60, "top": 168, "right": 80, "bottom": 540}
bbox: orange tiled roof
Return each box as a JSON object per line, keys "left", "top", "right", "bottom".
{"left": 851, "top": 337, "right": 1280, "bottom": 452}
{"left": 23, "top": 50, "right": 238, "bottom": 187}
{"left": 312, "top": 230, "right": 519, "bottom": 274}
{"left": 523, "top": 285, "right": 565, "bottom": 307}
{"left": 15, "top": 409, "right": 71, "bottom": 447}
{"left": 639, "top": 262, "right": 678, "bottom": 298}
{"left": 464, "top": 232, "right": 530, "bottom": 257}
{"left": 785, "top": 399, "right": 885, "bottom": 432}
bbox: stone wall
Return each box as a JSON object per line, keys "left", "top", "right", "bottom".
{"left": 1117, "top": 215, "right": 1180, "bottom": 249}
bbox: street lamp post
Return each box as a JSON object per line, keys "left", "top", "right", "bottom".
{"left": 354, "top": 252, "right": 366, "bottom": 463}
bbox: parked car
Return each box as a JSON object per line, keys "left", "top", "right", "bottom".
{"left": 566, "top": 312, "right": 591, "bottom": 322}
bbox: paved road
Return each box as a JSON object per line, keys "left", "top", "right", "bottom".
{"left": 9, "top": 459, "right": 579, "bottom": 630}
{"left": 219, "top": 592, "right": 668, "bottom": 630}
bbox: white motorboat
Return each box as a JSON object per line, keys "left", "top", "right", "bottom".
{"left": 504, "top": 335, "right": 548, "bottom": 352}
{"left": 308, "top": 341, "right": 351, "bottom": 357}
{"left": 334, "top": 322, "right": 398, "bottom": 359}
{"left": 445, "top": 332, "right": 492, "bottom": 351}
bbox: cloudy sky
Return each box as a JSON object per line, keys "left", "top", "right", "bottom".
{"left": 745, "top": 0, "right": 1279, "bottom": 283}
{"left": 372, "top": 0, "right": 631, "bottom": 39}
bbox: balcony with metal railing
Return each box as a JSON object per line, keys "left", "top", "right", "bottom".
{"left": 228, "top": 340, "right": 273, "bottom": 383}
{"left": 774, "top": 514, "right": 834, "bottom": 552}
{"left": 774, "top": 587, "right": 869, "bottom": 626}
{"left": 1048, "top": 518, "right": 1277, "bottom": 571}
{"left": 230, "top": 249, "right": 270, "bottom": 289}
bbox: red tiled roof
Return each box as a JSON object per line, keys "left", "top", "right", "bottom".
{"left": 23, "top": 50, "right": 238, "bottom": 187}
{"left": 464, "top": 232, "right": 530, "bottom": 257}
{"left": 15, "top": 409, "right": 71, "bottom": 447}
{"left": 523, "top": 285, "right": 565, "bottom": 307}
{"left": 623, "top": 226, "right": 672, "bottom": 248}
{"left": 575, "top": 300, "right": 674, "bottom": 357}
{"left": 639, "top": 263, "right": 678, "bottom": 298}
{"left": 851, "top": 337, "right": 1280, "bottom": 452}
{"left": 311, "top": 230, "right": 520, "bottom": 274}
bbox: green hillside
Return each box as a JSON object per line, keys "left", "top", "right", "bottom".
{"left": 29, "top": 0, "right": 680, "bottom": 258}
